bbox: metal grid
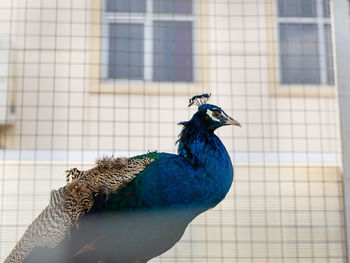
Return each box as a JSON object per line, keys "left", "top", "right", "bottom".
{"left": 0, "top": 0, "right": 348, "bottom": 262}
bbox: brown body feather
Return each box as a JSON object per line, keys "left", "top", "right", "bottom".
{"left": 4, "top": 156, "right": 153, "bottom": 263}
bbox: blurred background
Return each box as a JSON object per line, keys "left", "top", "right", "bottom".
{"left": 0, "top": 0, "right": 349, "bottom": 262}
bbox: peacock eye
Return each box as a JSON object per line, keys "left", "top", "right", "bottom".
{"left": 212, "top": 110, "right": 221, "bottom": 118}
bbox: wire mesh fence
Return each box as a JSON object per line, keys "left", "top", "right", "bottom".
{"left": 0, "top": 0, "right": 349, "bottom": 262}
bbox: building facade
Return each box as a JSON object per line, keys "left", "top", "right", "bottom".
{"left": 0, "top": 0, "right": 347, "bottom": 262}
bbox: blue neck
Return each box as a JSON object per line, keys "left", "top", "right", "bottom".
{"left": 177, "top": 118, "right": 233, "bottom": 205}
{"left": 177, "top": 118, "right": 229, "bottom": 165}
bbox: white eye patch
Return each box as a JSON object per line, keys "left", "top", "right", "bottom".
{"left": 206, "top": 109, "right": 221, "bottom": 122}
{"left": 222, "top": 111, "right": 229, "bottom": 118}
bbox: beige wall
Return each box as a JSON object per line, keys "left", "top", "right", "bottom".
{"left": 0, "top": 0, "right": 341, "bottom": 155}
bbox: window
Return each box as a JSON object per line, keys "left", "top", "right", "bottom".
{"left": 90, "top": 0, "right": 209, "bottom": 94}
{"left": 101, "top": 0, "right": 194, "bottom": 83}
{"left": 277, "top": 0, "right": 334, "bottom": 86}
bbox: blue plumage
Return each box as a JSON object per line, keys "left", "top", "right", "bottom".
{"left": 22, "top": 94, "right": 241, "bottom": 263}
{"left": 139, "top": 126, "right": 233, "bottom": 210}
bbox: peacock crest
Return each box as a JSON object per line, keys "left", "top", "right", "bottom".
{"left": 188, "top": 93, "right": 211, "bottom": 107}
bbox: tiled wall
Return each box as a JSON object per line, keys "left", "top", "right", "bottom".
{"left": 0, "top": 0, "right": 341, "bottom": 155}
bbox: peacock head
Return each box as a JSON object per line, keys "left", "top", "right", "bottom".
{"left": 181, "top": 94, "right": 241, "bottom": 132}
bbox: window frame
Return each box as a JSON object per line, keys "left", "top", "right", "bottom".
{"left": 266, "top": 0, "right": 336, "bottom": 97}
{"left": 90, "top": 0, "right": 210, "bottom": 95}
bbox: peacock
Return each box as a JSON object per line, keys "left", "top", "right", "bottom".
{"left": 5, "top": 94, "right": 241, "bottom": 263}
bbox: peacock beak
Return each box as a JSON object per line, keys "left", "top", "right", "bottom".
{"left": 224, "top": 116, "right": 241, "bottom": 127}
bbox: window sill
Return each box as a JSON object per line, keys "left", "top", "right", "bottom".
{"left": 269, "top": 84, "right": 337, "bottom": 98}
{"left": 89, "top": 80, "right": 210, "bottom": 95}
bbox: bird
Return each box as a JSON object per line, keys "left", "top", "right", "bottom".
{"left": 5, "top": 94, "right": 241, "bottom": 263}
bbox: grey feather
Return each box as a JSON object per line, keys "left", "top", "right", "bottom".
{"left": 4, "top": 156, "right": 154, "bottom": 263}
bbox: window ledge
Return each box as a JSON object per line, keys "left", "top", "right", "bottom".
{"left": 90, "top": 80, "right": 210, "bottom": 95}
{"left": 269, "top": 84, "right": 337, "bottom": 98}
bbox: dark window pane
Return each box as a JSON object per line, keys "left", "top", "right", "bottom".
{"left": 106, "top": 0, "right": 146, "bottom": 12}
{"left": 154, "top": 0, "right": 192, "bottom": 14}
{"left": 279, "top": 23, "right": 320, "bottom": 84}
{"left": 323, "top": 0, "right": 330, "bottom": 17}
{"left": 153, "top": 21, "right": 193, "bottom": 82}
{"left": 278, "top": 0, "right": 316, "bottom": 17}
{"left": 108, "top": 23, "right": 144, "bottom": 79}
{"left": 324, "top": 24, "right": 334, "bottom": 85}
